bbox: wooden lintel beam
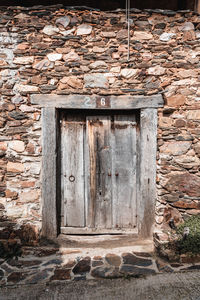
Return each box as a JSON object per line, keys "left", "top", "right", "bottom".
{"left": 31, "top": 94, "right": 164, "bottom": 109}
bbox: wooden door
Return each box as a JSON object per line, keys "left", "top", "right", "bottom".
{"left": 60, "top": 111, "right": 138, "bottom": 234}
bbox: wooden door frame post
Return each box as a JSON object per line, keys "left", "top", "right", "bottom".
{"left": 195, "top": 0, "right": 200, "bottom": 13}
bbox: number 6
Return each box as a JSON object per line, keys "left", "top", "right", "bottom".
{"left": 101, "top": 98, "right": 106, "bottom": 106}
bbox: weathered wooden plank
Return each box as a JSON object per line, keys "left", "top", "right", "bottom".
{"left": 61, "top": 227, "right": 138, "bottom": 235}
{"left": 195, "top": 0, "right": 200, "bottom": 13}
{"left": 61, "top": 114, "right": 85, "bottom": 227}
{"left": 111, "top": 114, "right": 137, "bottom": 229}
{"left": 42, "top": 107, "right": 58, "bottom": 238}
{"left": 138, "top": 108, "right": 157, "bottom": 238}
{"left": 86, "top": 116, "right": 112, "bottom": 229}
{"left": 111, "top": 95, "right": 163, "bottom": 109}
{"left": 31, "top": 94, "right": 164, "bottom": 109}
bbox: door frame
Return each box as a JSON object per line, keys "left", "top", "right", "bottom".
{"left": 31, "top": 94, "right": 164, "bottom": 239}
{"left": 60, "top": 111, "right": 138, "bottom": 234}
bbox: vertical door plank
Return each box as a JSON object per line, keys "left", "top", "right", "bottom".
{"left": 42, "top": 107, "right": 58, "bottom": 238}
{"left": 61, "top": 114, "right": 85, "bottom": 227}
{"left": 139, "top": 108, "right": 157, "bottom": 238}
{"left": 60, "top": 112, "right": 65, "bottom": 227}
{"left": 111, "top": 114, "right": 137, "bottom": 229}
{"left": 86, "top": 116, "right": 112, "bottom": 229}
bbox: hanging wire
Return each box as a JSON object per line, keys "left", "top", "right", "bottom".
{"left": 126, "top": 0, "right": 130, "bottom": 61}
{"left": 126, "top": 0, "right": 128, "bottom": 21}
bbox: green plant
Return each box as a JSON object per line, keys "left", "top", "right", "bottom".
{"left": 176, "top": 215, "right": 200, "bottom": 255}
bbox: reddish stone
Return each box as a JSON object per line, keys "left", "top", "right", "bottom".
{"left": 33, "top": 112, "right": 41, "bottom": 121}
{"left": 31, "top": 75, "right": 47, "bottom": 85}
{"left": 27, "top": 33, "right": 43, "bottom": 43}
{"left": 160, "top": 80, "right": 171, "bottom": 87}
{"left": 26, "top": 142, "right": 35, "bottom": 154}
{"left": 93, "top": 256, "right": 102, "bottom": 260}
{"left": 17, "top": 43, "right": 29, "bottom": 50}
{"left": 172, "top": 200, "right": 200, "bottom": 209}
{"left": 162, "top": 206, "right": 183, "bottom": 227}
{"left": 165, "top": 173, "right": 200, "bottom": 197}
{"left": 0, "top": 142, "right": 7, "bottom": 151}
{"left": 174, "top": 119, "right": 186, "bottom": 128}
{"left": 51, "top": 268, "right": 71, "bottom": 280}
{"left": 7, "top": 162, "right": 24, "bottom": 173}
{"left": 166, "top": 94, "right": 186, "bottom": 107}
{"left": 7, "top": 272, "right": 26, "bottom": 283}
{"left": 2, "top": 103, "right": 15, "bottom": 111}
{"left": 7, "top": 121, "right": 22, "bottom": 127}
{"left": 183, "top": 30, "right": 196, "bottom": 41}
{"left": 105, "top": 254, "right": 121, "bottom": 267}
{"left": 5, "top": 189, "right": 18, "bottom": 199}
{"left": 0, "top": 60, "right": 7, "bottom": 66}
{"left": 20, "top": 181, "right": 35, "bottom": 188}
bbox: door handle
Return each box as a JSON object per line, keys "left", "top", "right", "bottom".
{"left": 69, "top": 175, "right": 75, "bottom": 182}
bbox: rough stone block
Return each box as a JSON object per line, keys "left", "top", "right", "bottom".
{"left": 105, "top": 254, "right": 121, "bottom": 267}
{"left": 19, "top": 190, "right": 39, "bottom": 203}
{"left": 120, "top": 265, "right": 156, "bottom": 275}
{"left": 166, "top": 94, "right": 186, "bottom": 107}
{"left": 122, "top": 253, "right": 152, "bottom": 267}
{"left": 51, "top": 268, "right": 71, "bottom": 280}
{"left": 9, "top": 141, "right": 25, "bottom": 153}
{"left": 84, "top": 73, "right": 109, "bottom": 88}
{"left": 72, "top": 257, "right": 91, "bottom": 274}
{"left": 160, "top": 141, "right": 192, "bottom": 156}
{"left": 165, "top": 173, "right": 200, "bottom": 198}
{"left": 7, "top": 162, "right": 24, "bottom": 173}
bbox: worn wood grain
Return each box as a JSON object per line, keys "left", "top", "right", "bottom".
{"left": 61, "top": 227, "right": 138, "bottom": 235}
{"left": 42, "top": 107, "right": 58, "bottom": 238}
{"left": 111, "top": 115, "right": 137, "bottom": 229}
{"left": 42, "top": 105, "right": 159, "bottom": 238}
{"left": 86, "top": 116, "right": 112, "bottom": 229}
{"left": 31, "top": 94, "right": 164, "bottom": 109}
{"left": 138, "top": 108, "right": 157, "bottom": 238}
{"left": 61, "top": 114, "right": 85, "bottom": 227}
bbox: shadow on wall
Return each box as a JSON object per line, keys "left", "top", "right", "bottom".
{"left": 0, "top": 204, "right": 41, "bottom": 259}
{"left": 0, "top": 0, "right": 193, "bottom": 10}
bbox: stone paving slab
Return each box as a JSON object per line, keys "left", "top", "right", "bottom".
{"left": 1, "top": 244, "right": 200, "bottom": 286}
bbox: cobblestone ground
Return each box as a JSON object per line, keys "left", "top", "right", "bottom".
{"left": 1, "top": 270, "right": 200, "bottom": 300}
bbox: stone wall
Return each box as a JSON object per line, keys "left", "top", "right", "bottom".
{"left": 0, "top": 5, "right": 200, "bottom": 249}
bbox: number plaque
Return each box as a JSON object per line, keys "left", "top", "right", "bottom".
{"left": 96, "top": 96, "right": 111, "bottom": 108}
